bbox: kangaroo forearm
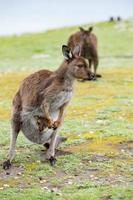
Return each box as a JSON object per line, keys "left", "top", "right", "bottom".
{"left": 57, "top": 102, "right": 68, "bottom": 122}
{"left": 57, "top": 108, "right": 65, "bottom": 123}
{"left": 41, "top": 101, "right": 51, "bottom": 120}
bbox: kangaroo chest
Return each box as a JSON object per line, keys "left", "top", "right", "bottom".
{"left": 50, "top": 90, "right": 73, "bottom": 111}
{"left": 82, "top": 44, "right": 93, "bottom": 59}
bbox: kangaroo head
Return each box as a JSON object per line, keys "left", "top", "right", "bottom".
{"left": 62, "top": 45, "right": 95, "bottom": 80}
{"left": 79, "top": 26, "right": 93, "bottom": 43}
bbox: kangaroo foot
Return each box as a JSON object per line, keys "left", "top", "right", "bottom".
{"left": 49, "top": 157, "right": 57, "bottom": 166}
{"left": 3, "top": 159, "right": 11, "bottom": 170}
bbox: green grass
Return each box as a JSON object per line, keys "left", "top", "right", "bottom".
{"left": 0, "top": 19, "right": 133, "bottom": 200}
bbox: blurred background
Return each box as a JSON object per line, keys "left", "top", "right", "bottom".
{"left": 0, "top": 0, "right": 133, "bottom": 36}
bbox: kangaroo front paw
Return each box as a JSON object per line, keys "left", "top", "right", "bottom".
{"left": 47, "top": 118, "right": 54, "bottom": 129}
{"left": 49, "top": 157, "right": 57, "bottom": 166}
{"left": 53, "top": 120, "right": 61, "bottom": 130}
{"left": 3, "top": 159, "right": 11, "bottom": 170}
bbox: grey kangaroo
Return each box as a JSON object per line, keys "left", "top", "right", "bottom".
{"left": 3, "top": 45, "right": 95, "bottom": 169}
{"left": 68, "top": 27, "right": 101, "bottom": 78}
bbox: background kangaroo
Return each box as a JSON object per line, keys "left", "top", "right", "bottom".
{"left": 3, "top": 45, "right": 95, "bottom": 169}
{"left": 67, "top": 27, "right": 101, "bottom": 78}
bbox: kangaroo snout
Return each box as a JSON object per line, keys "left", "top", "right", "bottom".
{"left": 88, "top": 72, "right": 96, "bottom": 81}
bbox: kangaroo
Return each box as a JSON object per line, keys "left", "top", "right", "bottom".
{"left": 3, "top": 45, "right": 95, "bottom": 169}
{"left": 68, "top": 27, "right": 101, "bottom": 79}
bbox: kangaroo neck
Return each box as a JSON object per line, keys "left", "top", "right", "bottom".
{"left": 55, "top": 60, "right": 75, "bottom": 90}
{"left": 63, "top": 72, "right": 74, "bottom": 90}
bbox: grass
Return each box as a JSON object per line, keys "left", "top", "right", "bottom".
{"left": 0, "top": 19, "right": 133, "bottom": 199}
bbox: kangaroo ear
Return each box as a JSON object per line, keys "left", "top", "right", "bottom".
{"left": 88, "top": 26, "right": 93, "bottom": 33}
{"left": 73, "top": 45, "right": 81, "bottom": 57}
{"left": 62, "top": 45, "right": 73, "bottom": 60}
{"left": 79, "top": 27, "right": 85, "bottom": 32}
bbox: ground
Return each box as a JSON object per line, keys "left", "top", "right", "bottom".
{"left": 0, "top": 20, "right": 133, "bottom": 200}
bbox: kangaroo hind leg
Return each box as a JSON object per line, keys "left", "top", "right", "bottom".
{"left": 3, "top": 116, "right": 21, "bottom": 170}
{"left": 3, "top": 92, "right": 22, "bottom": 170}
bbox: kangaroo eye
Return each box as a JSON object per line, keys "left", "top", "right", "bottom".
{"left": 77, "top": 64, "right": 84, "bottom": 68}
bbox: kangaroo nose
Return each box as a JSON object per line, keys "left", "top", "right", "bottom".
{"left": 88, "top": 73, "right": 96, "bottom": 80}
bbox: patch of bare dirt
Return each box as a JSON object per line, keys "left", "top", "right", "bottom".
{"left": 0, "top": 165, "right": 24, "bottom": 179}
{"left": 117, "top": 140, "right": 133, "bottom": 155}
{"left": 90, "top": 154, "right": 109, "bottom": 162}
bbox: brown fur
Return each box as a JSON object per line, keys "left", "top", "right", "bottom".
{"left": 3, "top": 45, "right": 95, "bottom": 169}
{"left": 67, "top": 27, "right": 99, "bottom": 77}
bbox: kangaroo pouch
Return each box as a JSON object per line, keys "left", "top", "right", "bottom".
{"left": 21, "top": 110, "right": 59, "bottom": 144}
